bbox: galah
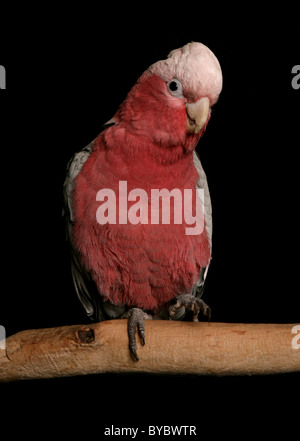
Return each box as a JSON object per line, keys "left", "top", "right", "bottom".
{"left": 63, "top": 42, "right": 222, "bottom": 360}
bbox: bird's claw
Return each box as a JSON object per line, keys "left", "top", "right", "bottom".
{"left": 169, "top": 294, "right": 211, "bottom": 322}
{"left": 123, "top": 308, "right": 152, "bottom": 361}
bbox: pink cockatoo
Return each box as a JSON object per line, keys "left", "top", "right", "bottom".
{"left": 63, "top": 42, "right": 222, "bottom": 360}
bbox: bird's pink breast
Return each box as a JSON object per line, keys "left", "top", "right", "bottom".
{"left": 72, "top": 135, "right": 211, "bottom": 311}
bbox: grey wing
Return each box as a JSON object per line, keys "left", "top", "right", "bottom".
{"left": 63, "top": 141, "right": 105, "bottom": 321}
{"left": 193, "top": 150, "right": 213, "bottom": 297}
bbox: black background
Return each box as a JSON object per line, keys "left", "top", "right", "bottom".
{"left": 0, "top": 5, "right": 299, "bottom": 439}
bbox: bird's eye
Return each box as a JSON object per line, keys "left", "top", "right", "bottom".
{"left": 167, "top": 79, "right": 183, "bottom": 97}
{"left": 169, "top": 81, "right": 178, "bottom": 91}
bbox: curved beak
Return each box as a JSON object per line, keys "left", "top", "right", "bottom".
{"left": 186, "top": 97, "right": 210, "bottom": 134}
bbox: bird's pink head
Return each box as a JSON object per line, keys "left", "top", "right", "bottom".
{"left": 111, "top": 42, "right": 222, "bottom": 152}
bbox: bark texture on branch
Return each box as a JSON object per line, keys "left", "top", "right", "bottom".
{"left": 0, "top": 321, "right": 299, "bottom": 382}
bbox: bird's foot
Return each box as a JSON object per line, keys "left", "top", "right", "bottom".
{"left": 122, "top": 308, "right": 152, "bottom": 361}
{"left": 169, "top": 294, "right": 211, "bottom": 322}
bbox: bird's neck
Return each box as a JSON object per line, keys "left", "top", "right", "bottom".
{"left": 93, "top": 127, "right": 199, "bottom": 196}
{"left": 101, "top": 125, "right": 197, "bottom": 169}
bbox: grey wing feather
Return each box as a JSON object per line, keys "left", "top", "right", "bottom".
{"left": 193, "top": 150, "right": 212, "bottom": 296}
{"left": 63, "top": 141, "right": 105, "bottom": 321}
{"left": 193, "top": 150, "right": 212, "bottom": 249}
{"left": 63, "top": 142, "right": 94, "bottom": 222}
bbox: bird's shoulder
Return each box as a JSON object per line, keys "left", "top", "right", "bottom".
{"left": 63, "top": 141, "right": 94, "bottom": 221}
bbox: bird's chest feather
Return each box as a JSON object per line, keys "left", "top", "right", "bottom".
{"left": 72, "top": 145, "right": 210, "bottom": 310}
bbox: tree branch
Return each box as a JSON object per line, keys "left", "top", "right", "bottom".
{"left": 0, "top": 321, "right": 299, "bottom": 382}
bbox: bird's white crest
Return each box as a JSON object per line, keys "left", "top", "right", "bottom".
{"left": 148, "top": 42, "right": 222, "bottom": 104}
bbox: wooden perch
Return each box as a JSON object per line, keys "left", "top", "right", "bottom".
{"left": 0, "top": 321, "right": 299, "bottom": 382}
